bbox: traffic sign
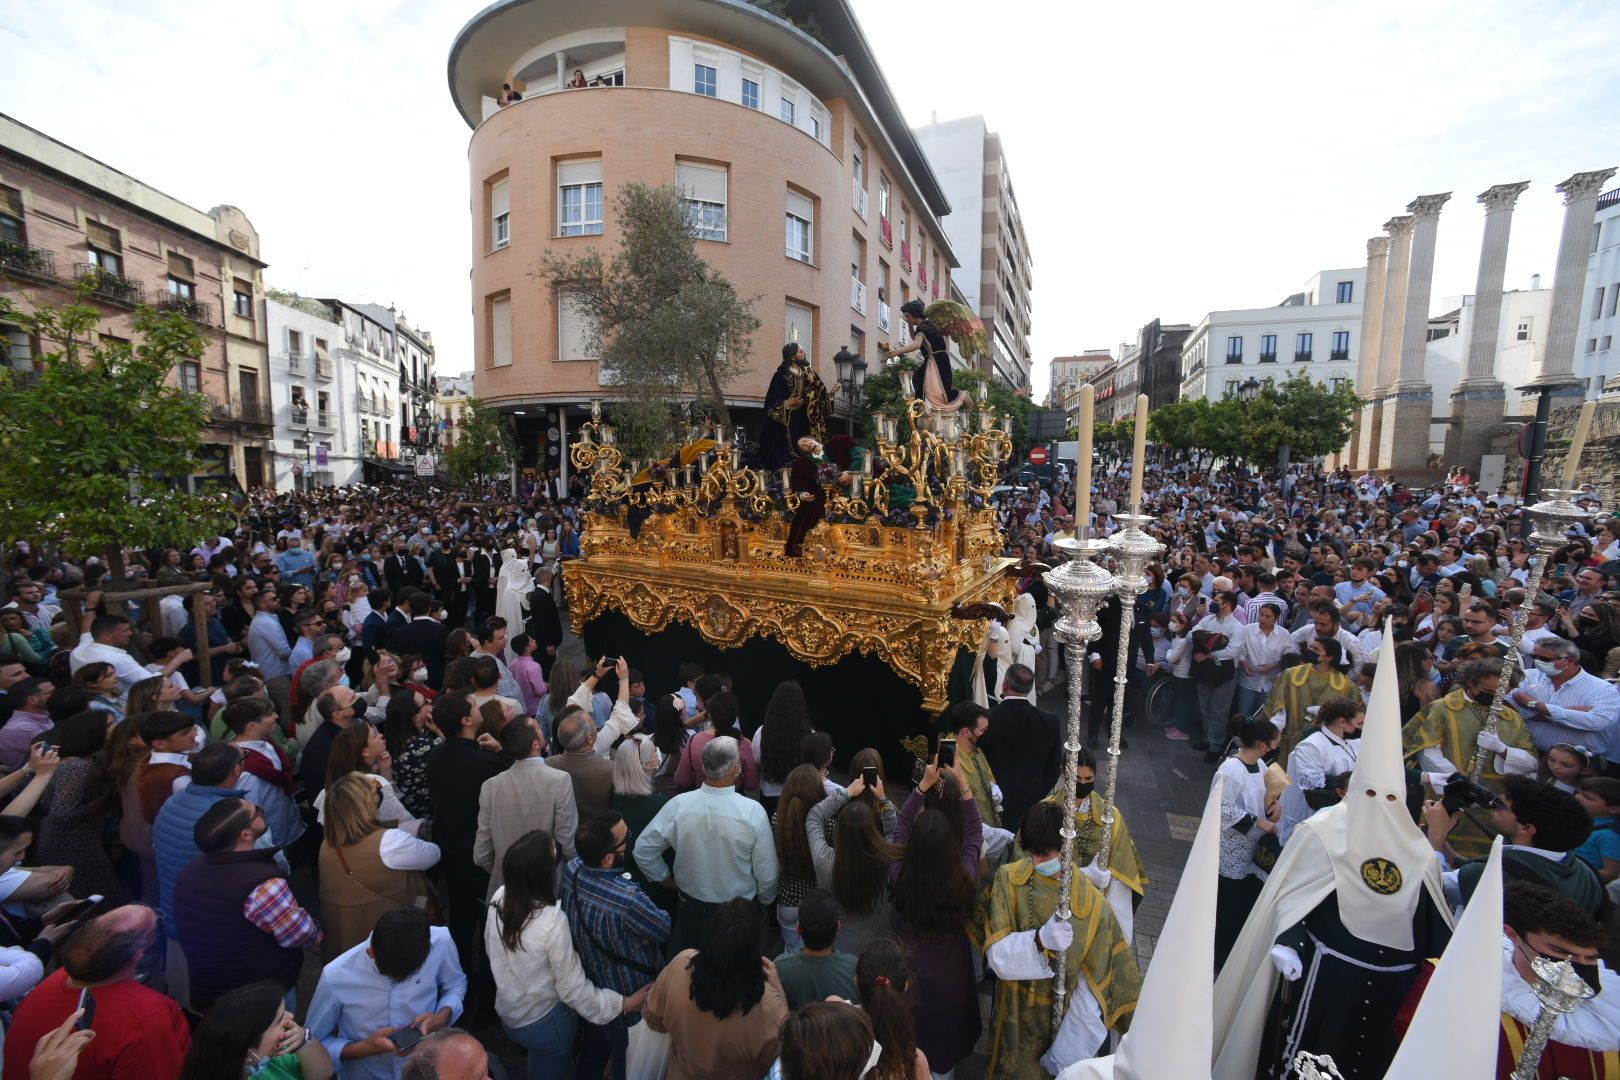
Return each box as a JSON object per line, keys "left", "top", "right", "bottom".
{"left": 1029, "top": 446, "right": 1048, "bottom": 465}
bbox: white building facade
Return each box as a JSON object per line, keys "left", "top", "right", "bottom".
{"left": 266, "top": 296, "right": 354, "bottom": 489}
{"left": 1422, "top": 282, "right": 1552, "bottom": 456}
{"left": 437, "top": 375, "right": 473, "bottom": 448}
{"left": 1179, "top": 267, "right": 1365, "bottom": 403}
{"left": 1575, "top": 187, "right": 1620, "bottom": 397}
{"left": 912, "top": 115, "right": 1034, "bottom": 391}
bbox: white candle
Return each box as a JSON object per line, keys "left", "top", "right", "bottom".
{"left": 1128, "top": 393, "right": 1149, "bottom": 510}
{"left": 1560, "top": 400, "right": 1597, "bottom": 490}
{"left": 1075, "top": 384, "right": 1094, "bottom": 540}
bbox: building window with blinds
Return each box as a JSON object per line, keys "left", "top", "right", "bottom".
{"left": 558, "top": 159, "right": 604, "bottom": 237}
{"left": 0, "top": 186, "right": 23, "bottom": 245}
{"left": 786, "top": 190, "right": 813, "bottom": 264}
{"left": 167, "top": 252, "right": 195, "bottom": 300}
{"left": 677, "top": 161, "right": 727, "bottom": 242}
{"left": 785, "top": 300, "right": 814, "bottom": 360}
{"left": 86, "top": 220, "right": 122, "bottom": 274}
{"left": 491, "top": 178, "right": 511, "bottom": 249}
{"left": 558, "top": 290, "right": 595, "bottom": 361}
{"left": 490, "top": 294, "right": 512, "bottom": 368}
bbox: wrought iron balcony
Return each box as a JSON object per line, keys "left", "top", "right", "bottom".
{"left": 159, "top": 294, "right": 212, "bottom": 324}
{"left": 1, "top": 240, "right": 57, "bottom": 285}
{"left": 287, "top": 352, "right": 305, "bottom": 372}
{"left": 1294, "top": 351, "right": 1312, "bottom": 362}
{"left": 1330, "top": 350, "right": 1350, "bottom": 361}
{"left": 209, "top": 396, "right": 273, "bottom": 428}
{"left": 73, "top": 264, "right": 145, "bottom": 307}
{"left": 1259, "top": 352, "right": 1277, "bottom": 363}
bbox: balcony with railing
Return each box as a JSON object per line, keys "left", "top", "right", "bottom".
{"left": 286, "top": 352, "right": 306, "bottom": 373}
{"left": 74, "top": 264, "right": 144, "bottom": 306}
{"left": 850, "top": 277, "right": 868, "bottom": 317}
{"left": 159, "top": 294, "right": 212, "bottom": 325}
{"left": 1295, "top": 350, "right": 1312, "bottom": 362}
{"left": 899, "top": 245, "right": 911, "bottom": 272}
{"left": 852, "top": 177, "right": 868, "bottom": 222}
{"left": 1330, "top": 350, "right": 1350, "bottom": 361}
{"left": 289, "top": 405, "right": 310, "bottom": 427}
{"left": 1259, "top": 352, "right": 1277, "bottom": 364}
{"left": 312, "top": 410, "right": 334, "bottom": 431}
{"left": 1, "top": 240, "right": 57, "bottom": 285}
{"left": 209, "top": 396, "right": 273, "bottom": 428}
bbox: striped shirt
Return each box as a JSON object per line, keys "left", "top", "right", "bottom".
{"left": 559, "top": 858, "right": 672, "bottom": 1035}
{"left": 1514, "top": 669, "right": 1620, "bottom": 757}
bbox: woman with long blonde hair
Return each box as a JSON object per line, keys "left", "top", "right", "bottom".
{"left": 317, "top": 771, "right": 441, "bottom": 959}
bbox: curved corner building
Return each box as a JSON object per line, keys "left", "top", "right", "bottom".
{"left": 448, "top": 0, "right": 957, "bottom": 478}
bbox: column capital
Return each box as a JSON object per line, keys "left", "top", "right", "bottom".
{"left": 1405, "top": 192, "right": 1452, "bottom": 220}
{"left": 1367, "top": 235, "right": 1390, "bottom": 259}
{"left": 1556, "top": 168, "right": 1618, "bottom": 204}
{"left": 1383, "top": 214, "right": 1415, "bottom": 239}
{"left": 1477, "top": 181, "right": 1531, "bottom": 212}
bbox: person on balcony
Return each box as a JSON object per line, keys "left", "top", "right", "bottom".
{"left": 568, "top": 69, "right": 588, "bottom": 89}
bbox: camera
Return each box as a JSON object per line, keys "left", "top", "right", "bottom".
{"left": 1439, "top": 772, "right": 1504, "bottom": 816}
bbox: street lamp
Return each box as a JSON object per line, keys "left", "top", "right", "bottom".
{"left": 833, "top": 345, "right": 868, "bottom": 435}
{"left": 1237, "top": 377, "right": 1262, "bottom": 403}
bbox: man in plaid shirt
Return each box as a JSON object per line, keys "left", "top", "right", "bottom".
{"left": 561, "top": 810, "right": 671, "bottom": 1080}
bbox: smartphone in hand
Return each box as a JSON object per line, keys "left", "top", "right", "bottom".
{"left": 938, "top": 737, "right": 958, "bottom": 768}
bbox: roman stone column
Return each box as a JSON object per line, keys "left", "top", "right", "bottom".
{"left": 1378, "top": 193, "right": 1450, "bottom": 475}
{"left": 1445, "top": 182, "right": 1530, "bottom": 473}
{"left": 1349, "top": 235, "right": 1389, "bottom": 469}
{"left": 1364, "top": 215, "right": 1414, "bottom": 470}
{"left": 1520, "top": 167, "right": 1618, "bottom": 493}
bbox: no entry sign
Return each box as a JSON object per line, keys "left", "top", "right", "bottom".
{"left": 1029, "top": 446, "right": 1048, "bottom": 465}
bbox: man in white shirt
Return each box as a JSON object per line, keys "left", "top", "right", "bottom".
{"left": 1512, "top": 637, "right": 1620, "bottom": 757}
{"left": 69, "top": 595, "right": 188, "bottom": 689}
{"left": 1517, "top": 597, "right": 1563, "bottom": 659}
{"left": 1289, "top": 600, "right": 1365, "bottom": 671}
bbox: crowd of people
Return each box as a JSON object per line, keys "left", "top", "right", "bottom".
{"left": 0, "top": 454, "right": 1615, "bottom": 1078}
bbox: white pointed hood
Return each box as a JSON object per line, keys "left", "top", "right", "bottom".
{"left": 1325, "top": 620, "right": 1437, "bottom": 949}
{"left": 1383, "top": 838, "right": 1504, "bottom": 1078}
{"left": 1059, "top": 777, "right": 1225, "bottom": 1080}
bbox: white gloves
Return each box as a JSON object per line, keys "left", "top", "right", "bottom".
{"left": 1269, "top": 945, "right": 1303, "bottom": 982}
{"left": 1038, "top": 915, "right": 1074, "bottom": 953}
{"left": 1425, "top": 772, "right": 1453, "bottom": 793}
{"left": 1476, "top": 730, "right": 1508, "bottom": 754}
{"left": 990, "top": 784, "right": 1004, "bottom": 806}
{"left": 1081, "top": 856, "right": 1112, "bottom": 892}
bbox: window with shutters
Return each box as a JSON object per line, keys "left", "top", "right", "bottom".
{"left": 491, "top": 178, "right": 511, "bottom": 249}
{"left": 677, "top": 161, "right": 727, "bottom": 242}
{"left": 0, "top": 186, "right": 22, "bottom": 245}
{"left": 557, "top": 159, "right": 604, "bottom": 236}
{"left": 167, "top": 251, "right": 194, "bottom": 280}
{"left": 233, "top": 278, "right": 253, "bottom": 319}
{"left": 785, "top": 301, "right": 814, "bottom": 360}
{"left": 490, "top": 294, "right": 512, "bottom": 368}
{"left": 86, "top": 221, "right": 122, "bottom": 274}
{"left": 178, "top": 361, "right": 201, "bottom": 393}
{"left": 558, "top": 290, "right": 594, "bottom": 361}
{"left": 786, "top": 189, "right": 813, "bottom": 264}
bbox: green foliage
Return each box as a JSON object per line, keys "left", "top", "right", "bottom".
{"left": 855, "top": 363, "right": 1033, "bottom": 461}
{"left": 1143, "top": 376, "right": 1362, "bottom": 468}
{"left": 0, "top": 296, "right": 234, "bottom": 565}
{"left": 445, "top": 398, "right": 517, "bottom": 486}
{"left": 537, "top": 182, "right": 760, "bottom": 457}
{"left": 265, "top": 288, "right": 334, "bottom": 321}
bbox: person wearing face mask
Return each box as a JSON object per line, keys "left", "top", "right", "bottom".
{"left": 561, "top": 810, "right": 672, "bottom": 1080}
{"left": 1512, "top": 638, "right": 1620, "bottom": 761}
{"left": 177, "top": 981, "right": 332, "bottom": 1080}
{"left": 1280, "top": 696, "right": 1362, "bottom": 843}
{"left": 1211, "top": 721, "right": 1280, "bottom": 969}
{"left": 974, "top": 800, "right": 1140, "bottom": 1078}
{"left": 1395, "top": 881, "right": 1620, "bottom": 1080}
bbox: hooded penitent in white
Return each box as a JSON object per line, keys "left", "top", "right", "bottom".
{"left": 1383, "top": 837, "right": 1503, "bottom": 1079}
{"left": 973, "top": 620, "right": 1015, "bottom": 707}
{"left": 1210, "top": 622, "right": 1454, "bottom": 1079}
{"left": 1058, "top": 776, "right": 1226, "bottom": 1080}
{"left": 1009, "top": 592, "right": 1041, "bottom": 669}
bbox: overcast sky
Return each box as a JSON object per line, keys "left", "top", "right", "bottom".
{"left": 4, "top": 0, "right": 1617, "bottom": 402}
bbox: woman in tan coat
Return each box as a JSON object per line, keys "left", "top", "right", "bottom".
{"left": 644, "top": 898, "right": 788, "bottom": 1080}
{"left": 317, "top": 772, "right": 441, "bottom": 960}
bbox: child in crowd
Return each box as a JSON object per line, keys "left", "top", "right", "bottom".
{"left": 1544, "top": 743, "right": 1595, "bottom": 794}
{"left": 1573, "top": 777, "right": 1620, "bottom": 885}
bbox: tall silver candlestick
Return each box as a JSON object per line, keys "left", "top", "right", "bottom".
{"left": 1472, "top": 488, "right": 1593, "bottom": 779}
{"left": 1040, "top": 531, "right": 1114, "bottom": 1030}
{"left": 1098, "top": 509, "right": 1164, "bottom": 870}
{"left": 1511, "top": 956, "right": 1596, "bottom": 1080}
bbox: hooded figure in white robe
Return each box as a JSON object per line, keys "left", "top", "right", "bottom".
{"left": 1009, "top": 591, "right": 1042, "bottom": 671}
{"left": 973, "top": 620, "right": 1017, "bottom": 709}
{"left": 494, "top": 547, "right": 533, "bottom": 633}
{"left": 1210, "top": 623, "right": 1454, "bottom": 1080}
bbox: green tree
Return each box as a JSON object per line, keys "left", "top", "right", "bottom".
{"left": 538, "top": 182, "right": 760, "bottom": 462}
{"left": 1236, "top": 374, "right": 1362, "bottom": 465}
{"left": 444, "top": 398, "right": 517, "bottom": 486}
{"left": 856, "top": 363, "right": 1033, "bottom": 463}
{"left": 0, "top": 295, "right": 234, "bottom": 586}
